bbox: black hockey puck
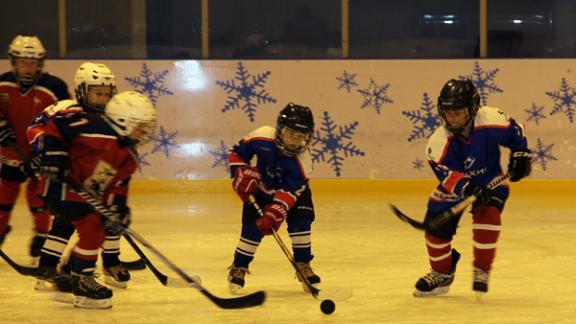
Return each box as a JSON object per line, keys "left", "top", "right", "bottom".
{"left": 320, "top": 299, "right": 335, "bottom": 315}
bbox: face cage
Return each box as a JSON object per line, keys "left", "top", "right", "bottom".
{"left": 77, "top": 84, "right": 117, "bottom": 113}
{"left": 11, "top": 57, "right": 44, "bottom": 86}
{"left": 276, "top": 126, "right": 312, "bottom": 156}
{"left": 439, "top": 105, "right": 474, "bottom": 134}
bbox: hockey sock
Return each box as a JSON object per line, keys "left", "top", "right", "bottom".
{"left": 30, "top": 206, "right": 51, "bottom": 234}
{"left": 287, "top": 217, "right": 313, "bottom": 263}
{"left": 472, "top": 205, "right": 501, "bottom": 271}
{"left": 233, "top": 223, "right": 263, "bottom": 268}
{"left": 39, "top": 218, "right": 75, "bottom": 267}
{"left": 425, "top": 233, "right": 453, "bottom": 273}
{"left": 101, "top": 235, "right": 121, "bottom": 267}
{"left": 0, "top": 180, "right": 19, "bottom": 234}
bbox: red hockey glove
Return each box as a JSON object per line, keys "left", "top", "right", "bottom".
{"left": 256, "top": 203, "right": 287, "bottom": 235}
{"left": 232, "top": 166, "right": 261, "bottom": 203}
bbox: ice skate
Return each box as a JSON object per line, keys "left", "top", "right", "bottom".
{"left": 414, "top": 249, "right": 460, "bottom": 297}
{"left": 72, "top": 272, "right": 113, "bottom": 309}
{"left": 296, "top": 261, "right": 321, "bottom": 292}
{"left": 227, "top": 265, "right": 248, "bottom": 294}
{"left": 34, "top": 266, "right": 73, "bottom": 293}
{"left": 103, "top": 264, "right": 131, "bottom": 288}
{"left": 0, "top": 225, "right": 11, "bottom": 247}
{"left": 473, "top": 267, "right": 489, "bottom": 298}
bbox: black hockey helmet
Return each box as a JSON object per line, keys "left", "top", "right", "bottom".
{"left": 276, "top": 103, "right": 314, "bottom": 155}
{"left": 437, "top": 79, "right": 480, "bottom": 133}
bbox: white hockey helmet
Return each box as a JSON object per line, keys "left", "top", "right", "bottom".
{"left": 104, "top": 91, "right": 157, "bottom": 145}
{"left": 8, "top": 35, "right": 46, "bottom": 85}
{"left": 74, "top": 62, "right": 117, "bottom": 113}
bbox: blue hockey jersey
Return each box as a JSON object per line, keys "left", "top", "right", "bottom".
{"left": 425, "top": 106, "right": 529, "bottom": 209}
{"left": 228, "top": 126, "right": 312, "bottom": 210}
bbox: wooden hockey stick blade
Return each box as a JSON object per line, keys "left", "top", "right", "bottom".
{"left": 0, "top": 249, "right": 45, "bottom": 276}
{"left": 389, "top": 204, "right": 426, "bottom": 230}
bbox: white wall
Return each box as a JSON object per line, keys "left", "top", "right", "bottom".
{"left": 2, "top": 59, "right": 573, "bottom": 179}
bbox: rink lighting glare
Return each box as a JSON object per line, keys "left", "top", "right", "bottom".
{"left": 443, "top": 20, "right": 454, "bottom": 24}
{"left": 178, "top": 142, "right": 208, "bottom": 156}
{"left": 513, "top": 19, "right": 523, "bottom": 24}
{"left": 174, "top": 60, "right": 207, "bottom": 91}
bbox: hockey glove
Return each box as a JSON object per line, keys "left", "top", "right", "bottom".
{"left": 19, "top": 155, "right": 41, "bottom": 178}
{"left": 39, "top": 150, "right": 69, "bottom": 181}
{"left": 463, "top": 179, "right": 491, "bottom": 205}
{"left": 232, "top": 166, "right": 262, "bottom": 203}
{"left": 256, "top": 203, "right": 287, "bottom": 235}
{"left": 105, "top": 205, "right": 131, "bottom": 235}
{"left": 508, "top": 150, "right": 532, "bottom": 182}
{"left": 0, "top": 117, "right": 15, "bottom": 147}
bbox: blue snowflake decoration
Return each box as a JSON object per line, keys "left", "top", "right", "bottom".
{"left": 524, "top": 103, "right": 546, "bottom": 125}
{"left": 531, "top": 137, "right": 557, "bottom": 171}
{"left": 459, "top": 62, "right": 502, "bottom": 105}
{"left": 215, "top": 62, "right": 277, "bottom": 122}
{"left": 151, "top": 125, "right": 180, "bottom": 158}
{"left": 402, "top": 93, "right": 441, "bottom": 142}
{"left": 209, "top": 140, "right": 229, "bottom": 169}
{"left": 311, "top": 111, "right": 365, "bottom": 177}
{"left": 125, "top": 63, "right": 174, "bottom": 106}
{"left": 336, "top": 70, "right": 358, "bottom": 93}
{"left": 545, "top": 78, "right": 576, "bottom": 123}
{"left": 136, "top": 152, "right": 151, "bottom": 173}
{"left": 412, "top": 158, "right": 425, "bottom": 170}
{"left": 357, "top": 78, "right": 393, "bottom": 114}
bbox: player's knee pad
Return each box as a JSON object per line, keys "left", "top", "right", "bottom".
{"left": 424, "top": 209, "right": 462, "bottom": 240}
{"left": 472, "top": 205, "right": 502, "bottom": 226}
{"left": 0, "top": 180, "right": 20, "bottom": 204}
{"left": 48, "top": 201, "right": 92, "bottom": 222}
{"left": 72, "top": 213, "right": 106, "bottom": 250}
{"left": 286, "top": 215, "right": 311, "bottom": 233}
{"left": 0, "top": 164, "right": 26, "bottom": 183}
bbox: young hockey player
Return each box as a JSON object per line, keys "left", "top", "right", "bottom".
{"left": 414, "top": 79, "right": 531, "bottom": 297}
{"left": 227, "top": 103, "right": 321, "bottom": 294}
{"left": 0, "top": 35, "right": 70, "bottom": 255}
{"left": 28, "top": 62, "right": 137, "bottom": 290}
{"left": 38, "top": 91, "right": 156, "bottom": 308}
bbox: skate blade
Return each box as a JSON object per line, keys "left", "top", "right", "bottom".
{"left": 104, "top": 276, "right": 128, "bottom": 289}
{"left": 50, "top": 292, "right": 74, "bottom": 304}
{"left": 475, "top": 291, "right": 486, "bottom": 301}
{"left": 73, "top": 296, "right": 112, "bottom": 309}
{"left": 228, "top": 283, "right": 244, "bottom": 295}
{"left": 413, "top": 286, "right": 450, "bottom": 297}
{"left": 34, "top": 280, "right": 55, "bottom": 292}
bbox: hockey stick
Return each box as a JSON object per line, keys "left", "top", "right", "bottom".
{"left": 390, "top": 173, "right": 511, "bottom": 231}
{"left": 121, "top": 232, "right": 198, "bottom": 288}
{"left": 248, "top": 196, "right": 321, "bottom": 298}
{"left": 69, "top": 181, "right": 265, "bottom": 309}
{"left": 0, "top": 249, "right": 44, "bottom": 276}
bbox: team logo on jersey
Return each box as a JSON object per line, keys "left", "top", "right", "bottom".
{"left": 463, "top": 156, "right": 476, "bottom": 170}
{"left": 84, "top": 160, "right": 117, "bottom": 197}
{"left": 33, "top": 96, "right": 42, "bottom": 107}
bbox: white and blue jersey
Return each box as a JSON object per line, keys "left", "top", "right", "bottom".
{"left": 425, "top": 106, "right": 529, "bottom": 211}
{"left": 228, "top": 126, "right": 312, "bottom": 211}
